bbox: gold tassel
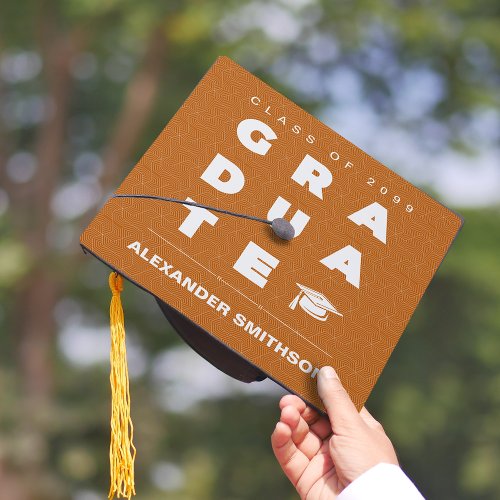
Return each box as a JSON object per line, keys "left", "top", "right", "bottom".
{"left": 108, "top": 272, "right": 136, "bottom": 499}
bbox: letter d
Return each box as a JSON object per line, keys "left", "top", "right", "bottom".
{"left": 194, "top": 285, "right": 209, "bottom": 300}
{"left": 201, "top": 153, "right": 245, "bottom": 194}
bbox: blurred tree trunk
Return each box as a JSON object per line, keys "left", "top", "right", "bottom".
{"left": 0, "top": 53, "right": 8, "bottom": 181}
{"left": 13, "top": 17, "right": 168, "bottom": 410}
{"left": 101, "top": 25, "right": 167, "bottom": 191}
{"left": 0, "top": 462, "right": 26, "bottom": 500}
{"left": 17, "top": 28, "right": 77, "bottom": 405}
{"left": 6, "top": 9, "right": 79, "bottom": 499}
{"left": 6, "top": 13, "right": 168, "bottom": 499}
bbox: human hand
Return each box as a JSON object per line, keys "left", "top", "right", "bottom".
{"left": 271, "top": 366, "right": 398, "bottom": 499}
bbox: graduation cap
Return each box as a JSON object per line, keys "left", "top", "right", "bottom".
{"left": 289, "top": 283, "right": 343, "bottom": 321}
{"left": 80, "top": 56, "right": 463, "bottom": 498}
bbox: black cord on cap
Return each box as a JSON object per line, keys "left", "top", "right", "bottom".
{"left": 113, "top": 194, "right": 295, "bottom": 241}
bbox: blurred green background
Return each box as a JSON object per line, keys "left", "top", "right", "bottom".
{"left": 1, "top": 1, "right": 499, "bottom": 499}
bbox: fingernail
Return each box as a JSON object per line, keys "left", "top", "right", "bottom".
{"left": 320, "top": 366, "right": 338, "bottom": 380}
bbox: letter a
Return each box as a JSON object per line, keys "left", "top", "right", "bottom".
{"left": 320, "top": 245, "right": 361, "bottom": 288}
{"left": 348, "top": 202, "right": 387, "bottom": 244}
{"left": 127, "top": 241, "right": 141, "bottom": 254}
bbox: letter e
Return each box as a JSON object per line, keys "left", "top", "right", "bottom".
{"left": 233, "top": 241, "right": 279, "bottom": 288}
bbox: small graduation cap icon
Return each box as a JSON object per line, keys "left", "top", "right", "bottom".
{"left": 289, "top": 283, "right": 343, "bottom": 321}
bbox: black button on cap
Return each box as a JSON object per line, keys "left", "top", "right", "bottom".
{"left": 271, "top": 218, "right": 295, "bottom": 241}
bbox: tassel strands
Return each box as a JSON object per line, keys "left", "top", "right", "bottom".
{"left": 108, "top": 272, "right": 136, "bottom": 499}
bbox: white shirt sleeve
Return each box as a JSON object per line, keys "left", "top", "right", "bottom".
{"left": 337, "top": 463, "right": 425, "bottom": 500}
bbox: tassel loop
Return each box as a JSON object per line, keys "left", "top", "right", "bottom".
{"left": 108, "top": 272, "right": 136, "bottom": 499}
{"left": 109, "top": 272, "right": 124, "bottom": 296}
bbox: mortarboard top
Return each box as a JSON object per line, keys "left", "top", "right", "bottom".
{"left": 81, "top": 56, "right": 463, "bottom": 414}
{"left": 289, "top": 283, "right": 343, "bottom": 321}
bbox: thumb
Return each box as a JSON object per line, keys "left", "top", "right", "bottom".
{"left": 317, "top": 366, "right": 362, "bottom": 434}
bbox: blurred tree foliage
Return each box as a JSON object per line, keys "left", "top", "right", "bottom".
{"left": 0, "top": 0, "right": 499, "bottom": 499}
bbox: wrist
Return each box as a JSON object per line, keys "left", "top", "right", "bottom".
{"left": 338, "top": 463, "right": 424, "bottom": 500}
